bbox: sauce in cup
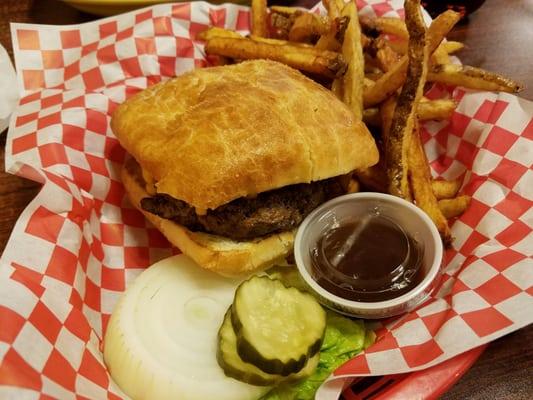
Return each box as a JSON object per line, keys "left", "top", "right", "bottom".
{"left": 310, "top": 214, "right": 424, "bottom": 302}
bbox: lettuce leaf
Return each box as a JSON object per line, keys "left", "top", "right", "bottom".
{"left": 260, "top": 312, "right": 371, "bottom": 400}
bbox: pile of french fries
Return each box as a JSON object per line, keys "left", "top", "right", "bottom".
{"left": 198, "top": 0, "right": 523, "bottom": 245}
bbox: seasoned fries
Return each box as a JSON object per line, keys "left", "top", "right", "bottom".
{"left": 205, "top": 37, "right": 346, "bottom": 78}
{"left": 438, "top": 195, "right": 471, "bottom": 219}
{"left": 198, "top": 0, "right": 524, "bottom": 246}
{"left": 409, "top": 123, "right": 452, "bottom": 244}
{"left": 251, "top": 0, "right": 268, "bottom": 37}
{"left": 432, "top": 178, "right": 462, "bottom": 199}
{"left": 443, "top": 40, "right": 464, "bottom": 54}
{"left": 364, "top": 10, "right": 461, "bottom": 107}
{"left": 386, "top": 0, "right": 428, "bottom": 200}
{"left": 340, "top": 1, "right": 364, "bottom": 120}
{"left": 418, "top": 99, "right": 457, "bottom": 120}
{"left": 197, "top": 27, "right": 243, "bottom": 41}
{"left": 428, "top": 64, "right": 524, "bottom": 93}
{"left": 289, "top": 13, "right": 330, "bottom": 43}
{"left": 361, "top": 16, "right": 409, "bottom": 40}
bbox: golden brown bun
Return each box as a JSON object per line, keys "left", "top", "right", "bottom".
{"left": 112, "top": 60, "right": 378, "bottom": 212}
{"left": 122, "top": 158, "right": 294, "bottom": 276}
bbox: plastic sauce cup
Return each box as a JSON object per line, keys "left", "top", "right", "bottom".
{"left": 294, "top": 193, "right": 443, "bottom": 319}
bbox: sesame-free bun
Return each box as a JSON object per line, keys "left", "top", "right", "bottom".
{"left": 111, "top": 60, "right": 378, "bottom": 212}
{"left": 121, "top": 158, "right": 294, "bottom": 276}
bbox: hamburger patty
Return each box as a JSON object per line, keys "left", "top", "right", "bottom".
{"left": 140, "top": 178, "right": 345, "bottom": 240}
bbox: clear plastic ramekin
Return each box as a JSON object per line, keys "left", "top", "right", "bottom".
{"left": 294, "top": 193, "right": 443, "bottom": 319}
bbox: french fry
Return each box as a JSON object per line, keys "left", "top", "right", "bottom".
{"left": 365, "top": 70, "right": 384, "bottom": 81}
{"left": 364, "top": 10, "right": 461, "bottom": 107}
{"left": 364, "top": 77, "right": 375, "bottom": 88}
{"left": 197, "top": 27, "right": 243, "bottom": 41}
{"left": 386, "top": 39, "right": 408, "bottom": 54}
{"left": 250, "top": 36, "right": 314, "bottom": 48}
{"left": 386, "top": 0, "right": 428, "bottom": 200}
{"left": 270, "top": 12, "right": 293, "bottom": 40}
{"left": 315, "top": 16, "right": 348, "bottom": 51}
{"left": 340, "top": 1, "right": 364, "bottom": 120}
{"left": 331, "top": 78, "right": 343, "bottom": 98}
{"left": 270, "top": 5, "right": 303, "bottom": 16}
{"left": 288, "top": 13, "right": 330, "bottom": 43}
{"left": 347, "top": 177, "right": 361, "bottom": 193}
{"left": 376, "top": 42, "right": 401, "bottom": 72}
{"left": 362, "top": 107, "right": 380, "bottom": 127}
{"left": 205, "top": 37, "right": 346, "bottom": 78}
{"left": 251, "top": 0, "right": 268, "bottom": 37}
{"left": 409, "top": 123, "right": 452, "bottom": 244}
{"left": 380, "top": 94, "right": 397, "bottom": 140}
{"left": 428, "top": 64, "right": 524, "bottom": 93}
{"left": 356, "top": 162, "right": 388, "bottom": 192}
{"left": 438, "top": 195, "right": 471, "bottom": 219}
{"left": 322, "top": 0, "right": 340, "bottom": 19}
{"left": 432, "top": 44, "right": 450, "bottom": 64}
{"left": 315, "top": 34, "right": 341, "bottom": 51}
{"left": 432, "top": 178, "right": 462, "bottom": 199}
{"left": 418, "top": 99, "right": 457, "bottom": 120}
{"left": 361, "top": 16, "right": 409, "bottom": 40}
{"left": 443, "top": 40, "right": 464, "bottom": 54}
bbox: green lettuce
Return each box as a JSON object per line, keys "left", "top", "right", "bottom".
{"left": 260, "top": 312, "right": 372, "bottom": 400}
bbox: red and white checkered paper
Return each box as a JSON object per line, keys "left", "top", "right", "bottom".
{"left": 1, "top": 0, "right": 532, "bottom": 399}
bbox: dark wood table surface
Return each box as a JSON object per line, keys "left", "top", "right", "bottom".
{"left": 0, "top": 0, "right": 531, "bottom": 399}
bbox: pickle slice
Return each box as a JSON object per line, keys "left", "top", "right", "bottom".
{"left": 231, "top": 276, "right": 326, "bottom": 376}
{"left": 217, "top": 309, "right": 319, "bottom": 386}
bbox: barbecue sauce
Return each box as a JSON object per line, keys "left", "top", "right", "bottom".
{"left": 310, "top": 215, "right": 424, "bottom": 302}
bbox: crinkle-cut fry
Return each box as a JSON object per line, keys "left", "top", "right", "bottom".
{"left": 443, "top": 40, "right": 464, "bottom": 53}
{"left": 251, "top": 0, "right": 268, "bottom": 37}
{"left": 361, "top": 16, "right": 409, "bottom": 40}
{"left": 428, "top": 64, "right": 524, "bottom": 93}
{"left": 205, "top": 37, "right": 346, "bottom": 78}
{"left": 408, "top": 123, "right": 452, "bottom": 245}
{"left": 288, "top": 12, "right": 330, "bottom": 43}
{"left": 418, "top": 99, "right": 457, "bottom": 120}
{"left": 340, "top": 1, "right": 364, "bottom": 120}
{"left": 197, "top": 27, "right": 243, "bottom": 41}
{"left": 438, "top": 195, "right": 471, "bottom": 219}
{"left": 386, "top": 0, "right": 428, "bottom": 200}
{"left": 364, "top": 10, "right": 461, "bottom": 107}
{"left": 432, "top": 178, "right": 462, "bottom": 200}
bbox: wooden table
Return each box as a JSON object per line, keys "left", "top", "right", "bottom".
{"left": 0, "top": 0, "right": 531, "bottom": 398}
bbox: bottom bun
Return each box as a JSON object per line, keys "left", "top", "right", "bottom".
{"left": 121, "top": 158, "right": 295, "bottom": 276}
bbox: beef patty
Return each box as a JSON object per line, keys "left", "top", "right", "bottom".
{"left": 140, "top": 178, "right": 345, "bottom": 240}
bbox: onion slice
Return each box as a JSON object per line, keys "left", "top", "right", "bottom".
{"left": 104, "top": 254, "right": 270, "bottom": 400}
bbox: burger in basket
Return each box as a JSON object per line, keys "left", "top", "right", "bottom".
{"left": 106, "top": 59, "right": 379, "bottom": 400}
{"left": 112, "top": 59, "right": 379, "bottom": 276}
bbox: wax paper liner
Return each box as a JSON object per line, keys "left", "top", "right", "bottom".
{"left": 1, "top": 1, "right": 532, "bottom": 399}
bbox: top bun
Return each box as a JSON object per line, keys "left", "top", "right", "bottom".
{"left": 111, "top": 60, "right": 378, "bottom": 212}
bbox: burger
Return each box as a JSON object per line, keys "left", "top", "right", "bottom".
{"left": 111, "top": 60, "right": 378, "bottom": 276}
